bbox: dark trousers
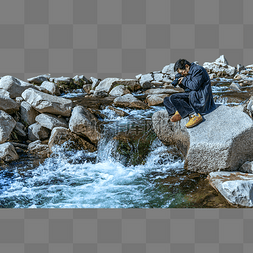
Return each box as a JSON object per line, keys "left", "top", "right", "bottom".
{"left": 163, "top": 93, "right": 195, "bottom": 118}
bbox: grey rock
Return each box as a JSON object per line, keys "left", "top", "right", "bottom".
{"left": 73, "top": 75, "right": 89, "bottom": 85}
{"left": 109, "top": 85, "right": 130, "bottom": 97}
{"left": 153, "top": 73, "right": 163, "bottom": 82}
{"left": 14, "top": 122, "right": 26, "bottom": 137}
{"left": 0, "top": 89, "right": 10, "bottom": 98}
{"left": 21, "top": 101, "right": 39, "bottom": 126}
{"left": 48, "top": 127, "right": 96, "bottom": 152}
{"left": 35, "top": 113, "right": 68, "bottom": 130}
{"left": 152, "top": 105, "right": 253, "bottom": 173}
{"left": 135, "top": 74, "right": 142, "bottom": 80}
{"left": 138, "top": 74, "right": 153, "bottom": 89}
{"left": 215, "top": 55, "right": 229, "bottom": 65}
{"left": 107, "top": 106, "right": 129, "bottom": 117}
{"left": 15, "top": 97, "right": 24, "bottom": 104}
{"left": 0, "top": 110, "right": 16, "bottom": 143}
{"left": 113, "top": 94, "right": 149, "bottom": 110}
{"left": 162, "top": 74, "right": 173, "bottom": 83}
{"left": 41, "top": 81, "right": 60, "bottom": 95}
{"left": 145, "top": 88, "right": 178, "bottom": 95}
{"left": 239, "top": 161, "right": 253, "bottom": 174}
{"left": 94, "top": 78, "right": 120, "bottom": 97}
{"left": 50, "top": 76, "right": 72, "bottom": 84}
{"left": 27, "top": 74, "right": 50, "bottom": 85}
{"left": 69, "top": 106, "right": 101, "bottom": 145}
{"left": 90, "top": 77, "right": 100, "bottom": 90}
{"left": 208, "top": 171, "right": 253, "bottom": 207}
{"left": 0, "top": 75, "right": 33, "bottom": 98}
{"left": 28, "top": 123, "right": 50, "bottom": 141}
{"left": 28, "top": 140, "right": 50, "bottom": 158}
{"left": 0, "top": 142, "right": 19, "bottom": 162}
{"left": 22, "top": 88, "right": 73, "bottom": 116}
{"left": 162, "top": 63, "right": 177, "bottom": 76}
{"left": 146, "top": 94, "right": 168, "bottom": 106}
{"left": 229, "top": 82, "right": 241, "bottom": 91}
{"left": 237, "top": 64, "right": 245, "bottom": 72}
{"left": 0, "top": 96, "right": 20, "bottom": 114}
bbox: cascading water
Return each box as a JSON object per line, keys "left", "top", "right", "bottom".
{"left": 0, "top": 106, "right": 189, "bottom": 208}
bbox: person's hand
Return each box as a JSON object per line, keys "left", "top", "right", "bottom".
{"left": 178, "top": 77, "right": 184, "bottom": 84}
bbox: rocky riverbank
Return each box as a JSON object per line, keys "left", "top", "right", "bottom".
{"left": 1, "top": 55, "right": 253, "bottom": 207}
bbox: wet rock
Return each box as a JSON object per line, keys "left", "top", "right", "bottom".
{"left": 208, "top": 171, "right": 253, "bottom": 207}
{"left": 0, "top": 75, "right": 33, "bottom": 98}
{"left": 94, "top": 78, "right": 120, "bottom": 97}
{"left": 14, "top": 122, "right": 26, "bottom": 137}
{"left": 28, "top": 140, "right": 50, "bottom": 158}
{"left": 35, "top": 113, "right": 68, "bottom": 130}
{"left": 22, "top": 88, "right": 73, "bottom": 116}
{"left": 0, "top": 89, "right": 10, "bottom": 98}
{"left": 0, "top": 110, "right": 16, "bottom": 144}
{"left": 48, "top": 127, "right": 96, "bottom": 152}
{"left": 152, "top": 105, "right": 253, "bottom": 173}
{"left": 145, "top": 88, "right": 178, "bottom": 95}
{"left": 0, "top": 96, "right": 20, "bottom": 114}
{"left": 69, "top": 105, "right": 101, "bottom": 145}
{"left": 20, "top": 101, "right": 39, "bottom": 126}
{"left": 203, "top": 55, "right": 236, "bottom": 77}
{"left": 107, "top": 106, "right": 129, "bottom": 117}
{"left": 146, "top": 94, "right": 168, "bottom": 106}
{"left": 41, "top": 81, "right": 61, "bottom": 96}
{"left": 138, "top": 74, "right": 153, "bottom": 89}
{"left": 28, "top": 123, "right": 50, "bottom": 141}
{"left": 27, "top": 74, "right": 50, "bottom": 85}
{"left": 0, "top": 142, "right": 19, "bottom": 162}
{"left": 109, "top": 85, "right": 130, "bottom": 97}
{"left": 90, "top": 77, "right": 100, "bottom": 90}
{"left": 239, "top": 161, "right": 253, "bottom": 174}
{"left": 113, "top": 94, "right": 149, "bottom": 110}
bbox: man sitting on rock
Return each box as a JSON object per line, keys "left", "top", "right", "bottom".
{"left": 163, "top": 59, "right": 216, "bottom": 128}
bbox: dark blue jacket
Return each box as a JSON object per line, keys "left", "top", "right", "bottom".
{"left": 180, "top": 62, "right": 216, "bottom": 115}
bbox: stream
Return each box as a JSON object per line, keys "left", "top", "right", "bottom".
{"left": 0, "top": 77, "right": 252, "bottom": 208}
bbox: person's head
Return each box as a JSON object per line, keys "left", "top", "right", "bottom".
{"left": 174, "top": 59, "right": 191, "bottom": 76}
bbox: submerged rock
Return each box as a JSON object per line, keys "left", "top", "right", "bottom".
{"left": 107, "top": 106, "right": 129, "bottom": 117}
{"left": 22, "top": 88, "right": 73, "bottom": 116}
{"left": 208, "top": 171, "right": 253, "bottom": 207}
{"left": 152, "top": 105, "right": 253, "bottom": 173}
{"left": 0, "top": 142, "right": 19, "bottom": 162}
{"left": 0, "top": 110, "right": 16, "bottom": 144}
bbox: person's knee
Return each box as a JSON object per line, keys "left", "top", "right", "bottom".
{"left": 163, "top": 96, "right": 170, "bottom": 104}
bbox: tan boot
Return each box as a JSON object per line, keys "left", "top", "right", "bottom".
{"left": 170, "top": 111, "right": 182, "bottom": 122}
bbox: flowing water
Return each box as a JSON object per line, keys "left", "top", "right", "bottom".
{"left": 1, "top": 79, "right": 250, "bottom": 208}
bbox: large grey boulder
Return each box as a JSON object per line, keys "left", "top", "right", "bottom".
{"left": 22, "top": 88, "right": 72, "bottom": 116}
{"left": 40, "top": 81, "right": 60, "bottom": 96}
{"left": 69, "top": 106, "right": 101, "bottom": 145}
{"left": 27, "top": 74, "right": 50, "bottom": 85}
{"left": 28, "top": 123, "right": 50, "bottom": 141}
{"left": 48, "top": 127, "right": 96, "bottom": 152}
{"left": 0, "top": 110, "right": 16, "bottom": 143}
{"left": 138, "top": 74, "right": 152, "bottom": 89}
{"left": 203, "top": 55, "right": 236, "bottom": 76}
{"left": 20, "top": 101, "right": 39, "bottom": 126}
{"left": 109, "top": 85, "right": 130, "bottom": 97}
{"left": 208, "top": 171, "right": 253, "bottom": 207}
{"left": 115, "top": 79, "right": 140, "bottom": 92}
{"left": 35, "top": 113, "right": 68, "bottom": 130}
{"left": 0, "top": 142, "right": 19, "bottom": 162}
{"left": 0, "top": 75, "right": 33, "bottom": 98}
{"left": 0, "top": 96, "right": 20, "bottom": 114}
{"left": 152, "top": 105, "right": 253, "bottom": 173}
{"left": 239, "top": 161, "right": 253, "bottom": 174}
{"left": 94, "top": 78, "right": 120, "bottom": 97}
{"left": 113, "top": 94, "right": 149, "bottom": 110}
